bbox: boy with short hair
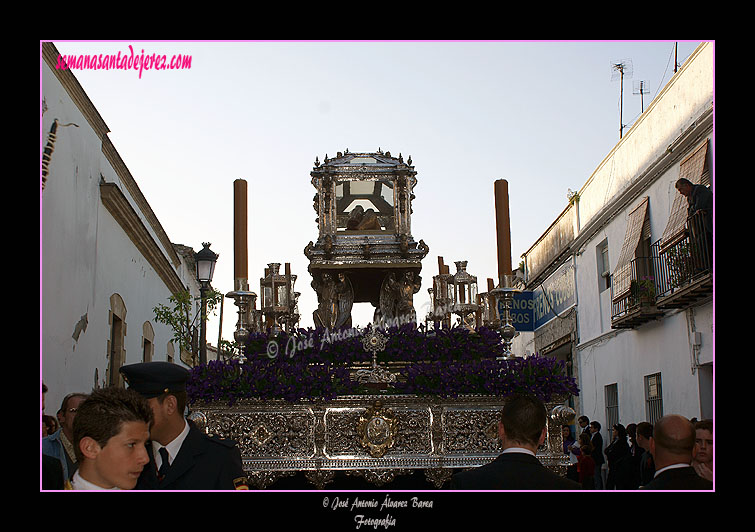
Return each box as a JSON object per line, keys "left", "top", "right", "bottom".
{"left": 71, "top": 386, "right": 153, "bottom": 490}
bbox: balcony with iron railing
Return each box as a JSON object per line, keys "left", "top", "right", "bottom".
{"left": 611, "top": 256, "right": 664, "bottom": 329}
{"left": 651, "top": 210, "right": 713, "bottom": 310}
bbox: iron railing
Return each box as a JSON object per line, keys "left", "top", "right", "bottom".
{"left": 611, "top": 256, "right": 657, "bottom": 322}
{"left": 651, "top": 210, "right": 712, "bottom": 300}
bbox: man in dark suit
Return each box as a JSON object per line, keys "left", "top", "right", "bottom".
{"left": 450, "top": 394, "right": 580, "bottom": 490}
{"left": 120, "top": 362, "right": 249, "bottom": 490}
{"left": 635, "top": 421, "right": 655, "bottom": 487}
{"left": 642, "top": 414, "right": 712, "bottom": 490}
{"left": 577, "top": 415, "right": 590, "bottom": 436}
{"left": 589, "top": 421, "right": 605, "bottom": 489}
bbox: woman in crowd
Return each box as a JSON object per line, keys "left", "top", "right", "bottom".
{"left": 605, "top": 423, "right": 633, "bottom": 489}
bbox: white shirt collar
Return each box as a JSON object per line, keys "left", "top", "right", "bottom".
{"left": 71, "top": 469, "right": 120, "bottom": 490}
{"left": 502, "top": 447, "right": 536, "bottom": 457}
{"left": 653, "top": 462, "right": 691, "bottom": 477}
{"left": 152, "top": 419, "right": 189, "bottom": 468}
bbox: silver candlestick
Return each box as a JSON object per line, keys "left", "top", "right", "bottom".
{"left": 226, "top": 278, "right": 257, "bottom": 363}
{"left": 490, "top": 274, "right": 520, "bottom": 360}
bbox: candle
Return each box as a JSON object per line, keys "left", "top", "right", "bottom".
{"left": 234, "top": 179, "right": 248, "bottom": 289}
{"left": 494, "top": 179, "right": 513, "bottom": 285}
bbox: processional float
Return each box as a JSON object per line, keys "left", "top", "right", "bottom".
{"left": 193, "top": 151, "right": 576, "bottom": 489}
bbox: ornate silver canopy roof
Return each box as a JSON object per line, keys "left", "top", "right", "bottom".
{"left": 304, "top": 149, "right": 429, "bottom": 329}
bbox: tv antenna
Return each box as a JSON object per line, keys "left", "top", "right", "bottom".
{"left": 611, "top": 59, "right": 633, "bottom": 139}
{"left": 674, "top": 42, "right": 679, "bottom": 73}
{"left": 633, "top": 80, "right": 649, "bottom": 113}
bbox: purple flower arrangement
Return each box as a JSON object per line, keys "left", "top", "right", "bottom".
{"left": 186, "top": 324, "right": 579, "bottom": 405}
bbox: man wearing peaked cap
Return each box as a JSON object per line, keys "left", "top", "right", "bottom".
{"left": 121, "top": 361, "right": 189, "bottom": 398}
{"left": 120, "top": 362, "right": 248, "bottom": 490}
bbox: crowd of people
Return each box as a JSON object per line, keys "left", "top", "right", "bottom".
{"left": 41, "top": 362, "right": 249, "bottom": 490}
{"left": 449, "top": 397, "right": 712, "bottom": 491}
{"left": 561, "top": 414, "right": 713, "bottom": 490}
{"left": 42, "top": 364, "right": 713, "bottom": 491}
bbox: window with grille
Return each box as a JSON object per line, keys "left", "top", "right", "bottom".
{"left": 142, "top": 321, "right": 154, "bottom": 362}
{"left": 143, "top": 338, "right": 153, "bottom": 362}
{"left": 108, "top": 293, "right": 127, "bottom": 388}
{"left": 605, "top": 383, "right": 619, "bottom": 429}
{"left": 644, "top": 373, "right": 663, "bottom": 424}
{"left": 597, "top": 240, "right": 611, "bottom": 292}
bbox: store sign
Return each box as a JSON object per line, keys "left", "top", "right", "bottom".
{"left": 497, "top": 291, "right": 535, "bottom": 332}
{"left": 495, "top": 261, "right": 576, "bottom": 333}
{"left": 532, "top": 261, "right": 576, "bottom": 330}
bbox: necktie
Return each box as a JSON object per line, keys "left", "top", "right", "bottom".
{"left": 158, "top": 447, "right": 170, "bottom": 480}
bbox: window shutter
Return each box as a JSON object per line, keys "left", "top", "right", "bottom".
{"left": 660, "top": 140, "right": 710, "bottom": 247}
{"left": 612, "top": 197, "right": 650, "bottom": 302}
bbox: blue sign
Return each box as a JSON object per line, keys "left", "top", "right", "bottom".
{"left": 532, "top": 262, "right": 576, "bottom": 330}
{"left": 497, "top": 291, "right": 535, "bottom": 332}
{"left": 495, "top": 261, "right": 576, "bottom": 333}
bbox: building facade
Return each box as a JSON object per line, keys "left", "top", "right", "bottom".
{"left": 41, "top": 42, "right": 202, "bottom": 411}
{"left": 521, "top": 43, "right": 714, "bottom": 443}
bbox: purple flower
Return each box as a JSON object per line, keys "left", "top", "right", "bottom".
{"left": 187, "top": 325, "right": 579, "bottom": 405}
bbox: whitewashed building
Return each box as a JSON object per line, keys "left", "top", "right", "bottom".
{"left": 40, "top": 42, "right": 202, "bottom": 411}
{"left": 520, "top": 43, "right": 714, "bottom": 444}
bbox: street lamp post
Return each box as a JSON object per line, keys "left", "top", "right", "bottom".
{"left": 195, "top": 242, "right": 218, "bottom": 366}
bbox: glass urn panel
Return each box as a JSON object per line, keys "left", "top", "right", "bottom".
{"left": 263, "top": 286, "right": 273, "bottom": 308}
{"left": 276, "top": 285, "right": 288, "bottom": 307}
{"left": 335, "top": 178, "right": 395, "bottom": 232}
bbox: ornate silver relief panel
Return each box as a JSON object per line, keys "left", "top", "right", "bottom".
{"left": 190, "top": 394, "right": 571, "bottom": 488}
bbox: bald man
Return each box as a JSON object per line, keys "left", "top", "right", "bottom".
{"left": 643, "top": 415, "right": 712, "bottom": 490}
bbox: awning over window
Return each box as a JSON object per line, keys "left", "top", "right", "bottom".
{"left": 659, "top": 140, "right": 710, "bottom": 247}
{"left": 612, "top": 197, "right": 650, "bottom": 302}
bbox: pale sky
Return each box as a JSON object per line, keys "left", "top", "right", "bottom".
{"left": 48, "top": 40, "right": 704, "bottom": 344}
